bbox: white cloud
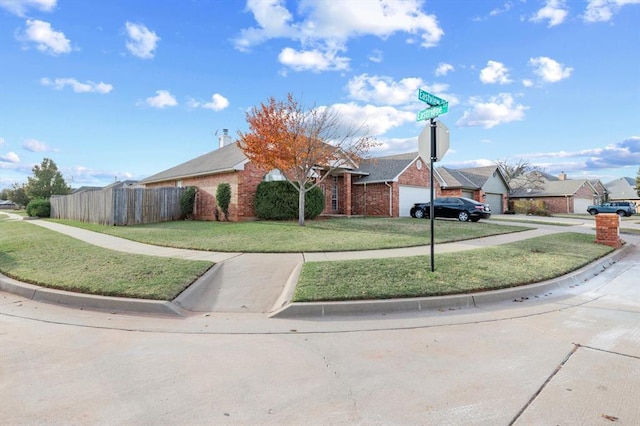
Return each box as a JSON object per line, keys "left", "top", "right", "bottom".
{"left": 456, "top": 93, "right": 527, "bottom": 129}
{"left": 521, "top": 137, "right": 640, "bottom": 169}
{"left": 278, "top": 47, "right": 349, "bottom": 72}
{"left": 125, "top": 22, "right": 159, "bottom": 59}
{"left": 346, "top": 74, "right": 423, "bottom": 105}
{"left": 323, "top": 103, "right": 415, "bottom": 136}
{"left": 368, "top": 49, "right": 383, "bottom": 63}
{"left": 530, "top": 0, "right": 569, "bottom": 26}
{"left": 0, "top": 151, "right": 20, "bottom": 163}
{"left": 529, "top": 56, "right": 572, "bottom": 83}
{"left": 19, "top": 19, "right": 71, "bottom": 55}
{"left": 40, "top": 77, "right": 113, "bottom": 94}
{"left": 583, "top": 0, "right": 640, "bottom": 23}
{"left": 0, "top": 0, "right": 56, "bottom": 17}
{"left": 23, "top": 138, "right": 52, "bottom": 152}
{"left": 522, "top": 79, "right": 534, "bottom": 87}
{"left": 235, "top": 0, "right": 443, "bottom": 72}
{"left": 345, "top": 74, "right": 459, "bottom": 109}
{"left": 188, "top": 93, "right": 229, "bottom": 111}
{"left": 479, "top": 60, "right": 512, "bottom": 84}
{"left": 143, "top": 90, "right": 177, "bottom": 108}
{"left": 434, "top": 63, "right": 454, "bottom": 76}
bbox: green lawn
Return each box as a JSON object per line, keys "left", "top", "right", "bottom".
{"left": 49, "top": 217, "right": 531, "bottom": 252}
{"left": 294, "top": 233, "right": 614, "bottom": 302}
{"left": 0, "top": 217, "right": 212, "bottom": 300}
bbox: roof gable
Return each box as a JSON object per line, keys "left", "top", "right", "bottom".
{"left": 141, "top": 143, "right": 248, "bottom": 184}
{"left": 605, "top": 176, "right": 640, "bottom": 199}
{"left": 353, "top": 155, "right": 419, "bottom": 184}
{"left": 437, "top": 165, "right": 504, "bottom": 190}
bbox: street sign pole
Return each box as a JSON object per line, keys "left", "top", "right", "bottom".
{"left": 429, "top": 118, "right": 436, "bottom": 272}
{"left": 417, "top": 88, "right": 449, "bottom": 272}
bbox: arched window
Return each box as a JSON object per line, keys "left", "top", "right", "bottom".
{"left": 264, "top": 169, "right": 286, "bottom": 182}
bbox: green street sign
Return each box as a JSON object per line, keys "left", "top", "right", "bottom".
{"left": 416, "top": 102, "right": 449, "bottom": 121}
{"left": 418, "top": 89, "right": 446, "bottom": 106}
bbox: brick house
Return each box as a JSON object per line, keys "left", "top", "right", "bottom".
{"left": 348, "top": 152, "right": 439, "bottom": 217}
{"left": 140, "top": 136, "right": 437, "bottom": 220}
{"left": 436, "top": 165, "right": 509, "bottom": 214}
{"left": 509, "top": 172, "right": 607, "bottom": 214}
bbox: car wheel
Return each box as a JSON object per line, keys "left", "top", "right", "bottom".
{"left": 414, "top": 208, "right": 425, "bottom": 219}
{"left": 616, "top": 210, "right": 625, "bottom": 217}
{"left": 458, "top": 211, "right": 470, "bottom": 222}
{"left": 588, "top": 209, "right": 598, "bottom": 215}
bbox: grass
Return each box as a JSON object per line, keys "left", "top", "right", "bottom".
{"left": 489, "top": 216, "right": 577, "bottom": 227}
{"left": 0, "top": 217, "right": 213, "bottom": 300}
{"left": 48, "top": 217, "right": 531, "bottom": 252}
{"left": 293, "top": 232, "right": 614, "bottom": 302}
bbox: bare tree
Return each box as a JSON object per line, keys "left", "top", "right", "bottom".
{"left": 496, "top": 159, "right": 545, "bottom": 194}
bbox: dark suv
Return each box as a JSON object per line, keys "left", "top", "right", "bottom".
{"left": 410, "top": 197, "right": 492, "bottom": 222}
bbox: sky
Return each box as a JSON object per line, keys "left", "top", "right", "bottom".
{"left": 1, "top": 0, "right": 639, "bottom": 191}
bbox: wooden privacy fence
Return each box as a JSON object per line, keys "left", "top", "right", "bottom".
{"left": 50, "top": 187, "right": 188, "bottom": 226}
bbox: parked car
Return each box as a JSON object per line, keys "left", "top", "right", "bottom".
{"left": 587, "top": 201, "right": 637, "bottom": 217}
{"left": 410, "top": 197, "right": 492, "bottom": 222}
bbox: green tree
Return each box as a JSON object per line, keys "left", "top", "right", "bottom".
{"left": 26, "top": 158, "right": 71, "bottom": 199}
{"left": 636, "top": 166, "right": 640, "bottom": 197}
{"left": 216, "top": 183, "right": 231, "bottom": 221}
{"left": 8, "top": 183, "right": 30, "bottom": 207}
{"left": 0, "top": 188, "right": 10, "bottom": 200}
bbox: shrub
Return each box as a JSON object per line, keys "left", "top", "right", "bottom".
{"left": 180, "top": 186, "right": 197, "bottom": 219}
{"left": 255, "top": 181, "right": 324, "bottom": 220}
{"left": 26, "top": 198, "right": 50, "bottom": 218}
{"left": 216, "top": 183, "right": 231, "bottom": 221}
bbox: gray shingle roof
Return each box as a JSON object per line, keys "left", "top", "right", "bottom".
{"left": 353, "top": 155, "right": 418, "bottom": 184}
{"left": 605, "top": 177, "right": 640, "bottom": 199}
{"left": 438, "top": 165, "right": 500, "bottom": 189}
{"left": 140, "top": 143, "right": 248, "bottom": 184}
{"left": 511, "top": 179, "right": 594, "bottom": 197}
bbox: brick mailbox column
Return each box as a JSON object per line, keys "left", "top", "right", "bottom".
{"left": 595, "top": 213, "right": 622, "bottom": 248}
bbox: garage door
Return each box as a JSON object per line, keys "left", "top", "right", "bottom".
{"left": 399, "top": 186, "right": 431, "bottom": 217}
{"left": 574, "top": 198, "right": 592, "bottom": 214}
{"left": 485, "top": 193, "right": 503, "bottom": 214}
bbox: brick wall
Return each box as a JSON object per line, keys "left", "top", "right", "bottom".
{"left": 144, "top": 163, "right": 267, "bottom": 222}
{"left": 595, "top": 213, "right": 622, "bottom": 248}
{"left": 352, "top": 182, "right": 394, "bottom": 216}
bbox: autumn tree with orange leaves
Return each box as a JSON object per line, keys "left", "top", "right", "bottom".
{"left": 238, "top": 93, "right": 378, "bottom": 226}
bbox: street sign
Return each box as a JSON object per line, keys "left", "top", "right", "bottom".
{"left": 418, "top": 121, "right": 450, "bottom": 162}
{"left": 418, "top": 89, "right": 446, "bottom": 106}
{"left": 416, "top": 102, "right": 449, "bottom": 121}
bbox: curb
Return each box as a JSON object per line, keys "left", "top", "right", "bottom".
{"left": 0, "top": 274, "right": 185, "bottom": 317}
{"left": 269, "top": 242, "right": 635, "bottom": 318}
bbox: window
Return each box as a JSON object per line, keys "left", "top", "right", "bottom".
{"left": 331, "top": 176, "right": 338, "bottom": 211}
{"left": 177, "top": 180, "right": 183, "bottom": 188}
{"left": 264, "top": 169, "right": 286, "bottom": 182}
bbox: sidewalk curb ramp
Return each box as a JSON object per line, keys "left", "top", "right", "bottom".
{"left": 0, "top": 238, "right": 634, "bottom": 318}
{"left": 269, "top": 242, "right": 635, "bottom": 318}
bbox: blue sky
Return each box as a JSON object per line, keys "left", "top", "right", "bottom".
{"left": 1, "top": 0, "right": 639, "bottom": 191}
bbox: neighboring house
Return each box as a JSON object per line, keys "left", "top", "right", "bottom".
{"left": 349, "top": 152, "right": 438, "bottom": 217}
{"left": 0, "top": 199, "right": 18, "bottom": 210}
{"left": 436, "top": 165, "right": 509, "bottom": 214}
{"left": 510, "top": 172, "right": 607, "bottom": 214}
{"left": 606, "top": 177, "right": 640, "bottom": 208}
{"left": 140, "top": 134, "right": 437, "bottom": 220}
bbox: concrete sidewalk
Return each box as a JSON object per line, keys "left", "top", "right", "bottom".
{"left": 1, "top": 213, "right": 634, "bottom": 316}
